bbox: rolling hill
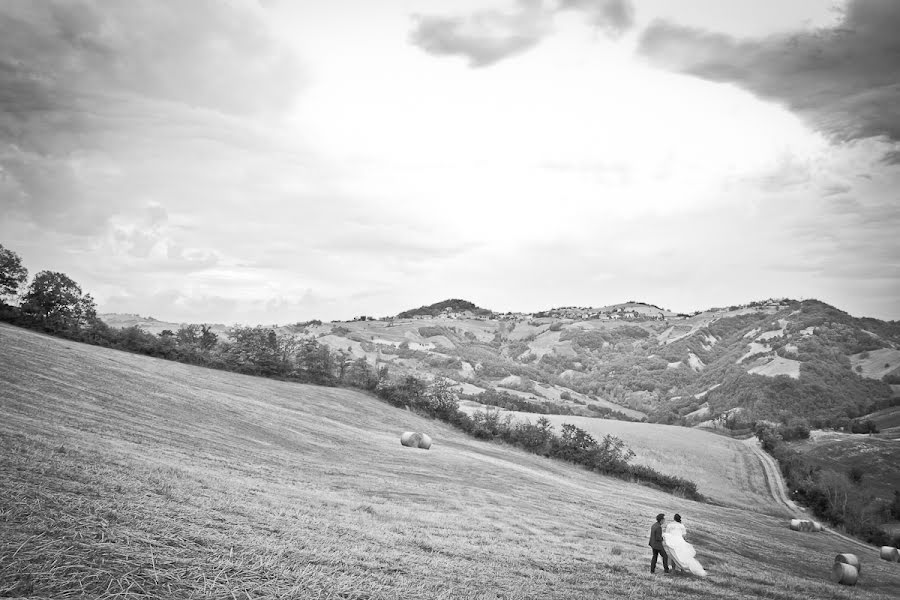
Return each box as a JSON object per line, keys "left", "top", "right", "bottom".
{"left": 100, "top": 297, "right": 900, "bottom": 430}
{"left": 2, "top": 322, "right": 900, "bottom": 599}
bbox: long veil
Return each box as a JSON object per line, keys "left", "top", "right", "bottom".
{"left": 663, "top": 524, "right": 707, "bottom": 577}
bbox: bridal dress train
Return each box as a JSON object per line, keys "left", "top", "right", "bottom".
{"left": 663, "top": 522, "right": 707, "bottom": 577}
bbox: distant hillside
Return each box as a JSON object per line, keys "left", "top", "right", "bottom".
{"left": 99, "top": 297, "right": 900, "bottom": 431}
{"left": 99, "top": 313, "right": 229, "bottom": 337}
{"left": 396, "top": 298, "right": 493, "bottom": 319}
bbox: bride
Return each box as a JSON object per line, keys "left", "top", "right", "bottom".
{"left": 663, "top": 514, "right": 707, "bottom": 577}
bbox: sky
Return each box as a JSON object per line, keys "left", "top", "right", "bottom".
{"left": 1, "top": 0, "right": 898, "bottom": 324}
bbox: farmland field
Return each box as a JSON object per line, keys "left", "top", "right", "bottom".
{"left": 458, "top": 405, "right": 777, "bottom": 511}
{"left": 2, "top": 323, "right": 899, "bottom": 599}
{"left": 791, "top": 431, "right": 900, "bottom": 501}
{"left": 862, "top": 405, "right": 900, "bottom": 437}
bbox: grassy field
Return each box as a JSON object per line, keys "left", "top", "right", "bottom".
{"left": 2, "top": 323, "right": 900, "bottom": 599}
{"left": 862, "top": 406, "right": 900, "bottom": 437}
{"left": 457, "top": 407, "right": 777, "bottom": 512}
{"left": 793, "top": 431, "right": 900, "bottom": 502}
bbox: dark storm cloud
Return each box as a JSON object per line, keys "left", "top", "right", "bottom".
{"left": 410, "top": 0, "right": 633, "bottom": 67}
{"left": 638, "top": 0, "right": 900, "bottom": 145}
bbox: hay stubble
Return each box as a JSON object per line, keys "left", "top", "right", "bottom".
{"left": 2, "top": 324, "right": 900, "bottom": 599}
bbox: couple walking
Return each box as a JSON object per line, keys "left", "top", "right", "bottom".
{"left": 649, "top": 513, "right": 707, "bottom": 577}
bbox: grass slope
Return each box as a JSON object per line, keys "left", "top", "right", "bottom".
{"left": 456, "top": 407, "right": 776, "bottom": 511}
{"left": 2, "top": 324, "right": 899, "bottom": 599}
{"left": 792, "top": 431, "right": 900, "bottom": 501}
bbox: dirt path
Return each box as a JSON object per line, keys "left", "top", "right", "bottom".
{"left": 741, "top": 437, "right": 800, "bottom": 511}
{"left": 741, "top": 437, "right": 879, "bottom": 554}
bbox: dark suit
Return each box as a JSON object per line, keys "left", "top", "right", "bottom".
{"left": 649, "top": 521, "right": 669, "bottom": 573}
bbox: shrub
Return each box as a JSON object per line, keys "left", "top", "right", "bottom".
{"left": 850, "top": 419, "right": 878, "bottom": 434}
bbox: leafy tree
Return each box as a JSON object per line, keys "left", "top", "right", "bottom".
{"left": 0, "top": 243, "right": 28, "bottom": 302}
{"left": 176, "top": 324, "right": 201, "bottom": 349}
{"left": 514, "top": 416, "right": 555, "bottom": 450}
{"left": 199, "top": 324, "right": 218, "bottom": 351}
{"left": 296, "top": 338, "right": 336, "bottom": 385}
{"left": 344, "top": 357, "right": 377, "bottom": 390}
{"left": 116, "top": 325, "right": 162, "bottom": 355}
{"left": 157, "top": 329, "right": 177, "bottom": 354}
{"left": 375, "top": 375, "right": 427, "bottom": 409}
{"left": 850, "top": 419, "right": 878, "bottom": 434}
{"left": 423, "top": 377, "right": 460, "bottom": 419}
{"left": 226, "top": 326, "right": 296, "bottom": 376}
{"left": 20, "top": 271, "right": 96, "bottom": 332}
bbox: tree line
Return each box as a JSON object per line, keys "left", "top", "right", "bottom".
{"left": 0, "top": 243, "right": 699, "bottom": 499}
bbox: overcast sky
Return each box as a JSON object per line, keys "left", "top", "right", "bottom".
{"left": 1, "top": 0, "right": 898, "bottom": 324}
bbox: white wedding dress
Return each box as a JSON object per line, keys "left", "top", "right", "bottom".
{"left": 663, "top": 522, "right": 707, "bottom": 577}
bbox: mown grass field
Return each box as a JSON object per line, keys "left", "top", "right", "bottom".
{"left": 2, "top": 323, "right": 900, "bottom": 599}
{"left": 457, "top": 407, "right": 777, "bottom": 512}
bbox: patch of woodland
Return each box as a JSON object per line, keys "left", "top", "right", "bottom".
{"left": 756, "top": 423, "right": 900, "bottom": 548}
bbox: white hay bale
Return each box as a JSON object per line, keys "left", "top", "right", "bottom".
{"left": 831, "top": 562, "right": 858, "bottom": 586}
{"left": 790, "top": 519, "right": 819, "bottom": 532}
{"left": 400, "top": 431, "right": 432, "bottom": 450}
{"left": 880, "top": 546, "right": 900, "bottom": 562}
{"left": 834, "top": 553, "right": 860, "bottom": 574}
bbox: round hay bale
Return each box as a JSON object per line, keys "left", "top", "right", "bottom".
{"left": 834, "top": 554, "right": 860, "bottom": 574}
{"left": 880, "top": 546, "right": 900, "bottom": 562}
{"left": 791, "top": 519, "right": 818, "bottom": 532}
{"left": 831, "top": 562, "right": 858, "bottom": 586}
{"left": 400, "top": 431, "right": 421, "bottom": 447}
{"left": 400, "top": 431, "right": 432, "bottom": 450}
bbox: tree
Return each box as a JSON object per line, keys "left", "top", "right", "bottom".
{"left": 423, "top": 377, "right": 460, "bottom": 418}
{"left": 296, "top": 339, "right": 336, "bottom": 385}
{"left": 0, "top": 243, "right": 28, "bottom": 303}
{"left": 199, "top": 325, "right": 218, "bottom": 352}
{"left": 158, "top": 329, "right": 177, "bottom": 354}
{"left": 20, "top": 271, "right": 96, "bottom": 332}
{"left": 514, "top": 416, "right": 554, "bottom": 450}
{"left": 344, "top": 357, "right": 377, "bottom": 390}
{"left": 225, "top": 326, "right": 295, "bottom": 376}
{"left": 175, "top": 324, "right": 201, "bottom": 349}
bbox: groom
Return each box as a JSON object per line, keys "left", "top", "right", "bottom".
{"left": 649, "top": 513, "right": 670, "bottom": 574}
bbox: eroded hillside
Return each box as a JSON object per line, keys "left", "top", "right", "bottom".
{"left": 101, "top": 298, "right": 900, "bottom": 429}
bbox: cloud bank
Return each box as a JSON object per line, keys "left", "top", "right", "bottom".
{"left": 0, "top": 0, "right": 304, "bottom": 237}
{"left": 410, "top": 0, "right": 633, "bottom": 66}
{"left": 638, "top": 0, "right": 900, "bottom": 152}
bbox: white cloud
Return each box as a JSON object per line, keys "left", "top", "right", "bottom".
{"left": 0, "top": 0, "right": 897, "bottom": 323}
